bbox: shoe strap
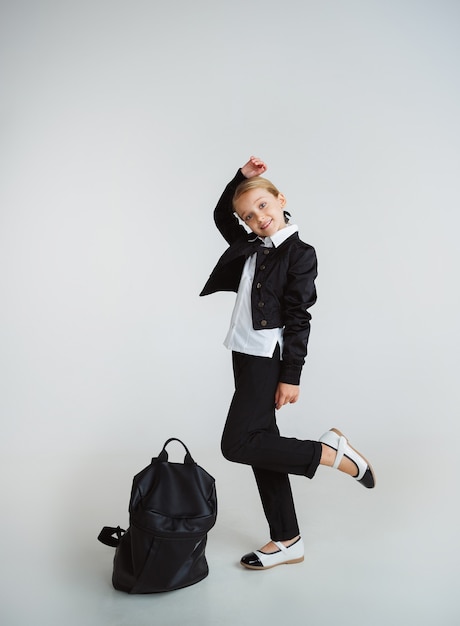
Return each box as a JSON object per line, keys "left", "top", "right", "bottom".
{"left": 273, "top": 541, "right": 289, "bottom": 553}
{"left": 332, "top": 435, "right": 347, "bottom": 469}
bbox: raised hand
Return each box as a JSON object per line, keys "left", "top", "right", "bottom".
{"left": 241, "top": 155, "right": 268, "bottom": 179}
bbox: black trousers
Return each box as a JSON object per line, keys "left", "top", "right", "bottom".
{"left": 221, "top": 347, "right": 322, "bottom": 541}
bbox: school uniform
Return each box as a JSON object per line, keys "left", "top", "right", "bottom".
{"left": 200, "top": 170, "right": 322, "bottom": 541}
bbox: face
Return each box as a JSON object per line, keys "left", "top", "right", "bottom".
{"left": 234, "top": 188, "right": 287, "bottom": 238}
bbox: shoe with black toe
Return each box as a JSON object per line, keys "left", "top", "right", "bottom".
{"left": 240, "top": 537, "right": 304, "bottom": 570}
{"left": 319, "top": 428, "right": 376, "bottom": 489}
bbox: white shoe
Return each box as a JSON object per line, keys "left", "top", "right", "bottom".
{"left": 240, "top": 537, "right": 304, "bottom": 570}
{"left": 319, "top": 428, "right": 376, "bottom": 488}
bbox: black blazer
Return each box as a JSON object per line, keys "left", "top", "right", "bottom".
{"left": 200, "top": 170, "right": 317, "bottom": 385}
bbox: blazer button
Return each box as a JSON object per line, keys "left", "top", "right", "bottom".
{"left": 260, "top": 320, "right": 267, "bottom": 327}
{"left": 260, "top": 264, "right": 266, "bottom": 270}
{"left": 258, "top": 301, "right": 265, "bottom": 308}
{"left": 263, "top": 249, "right": 270, "bottom": 255}
{"left": 256, "top": 282, "right": 262, "bottom": 289}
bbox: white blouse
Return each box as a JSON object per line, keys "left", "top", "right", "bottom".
{"left": 224, "top": 224, "right": 298, "bottom": 358}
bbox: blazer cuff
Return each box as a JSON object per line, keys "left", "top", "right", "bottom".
{"left": 279, "top": 363, "right": 302, "bottom": 386}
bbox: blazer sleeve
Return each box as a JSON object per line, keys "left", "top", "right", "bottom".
{"left": 279, "top": 244, "right": 318, "bottom": 385}
{"left": 213, "top": 169, "right": 248, "bottom": 245}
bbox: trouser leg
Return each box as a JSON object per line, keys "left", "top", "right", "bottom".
{"left": 221, "top": 349, "right": 322, "bottom": 476}
{"left": 252, "top": 466, "right": 300, "bottom": 541}
{"left": 221, "top": 348, "right": 322, "bottom": 541}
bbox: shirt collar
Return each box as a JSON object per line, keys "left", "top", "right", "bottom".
{"left": 263, "top": 224, "right": 298, "bottom": 248}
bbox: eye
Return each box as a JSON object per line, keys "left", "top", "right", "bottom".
{"left": 259, "top": 202, "right": 267, "bottom": 209}
{"left": 245, "top": 213, "right": 253, "bottom": 222}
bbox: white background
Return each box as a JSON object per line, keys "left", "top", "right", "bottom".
{"left": 1, "top": 1, "right": 459, "bottom": 625}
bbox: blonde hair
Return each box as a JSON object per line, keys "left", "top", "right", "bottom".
{"left": 232, "top": 176, "right": 281, "bottom": 210}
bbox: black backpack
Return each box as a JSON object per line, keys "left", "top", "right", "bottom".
{"left": 98, "top": 438, "right": 217, "bottom": 593}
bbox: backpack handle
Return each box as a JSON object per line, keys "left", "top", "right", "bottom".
{"left": 156, "top": 438, "right": 195, "bottom": 464}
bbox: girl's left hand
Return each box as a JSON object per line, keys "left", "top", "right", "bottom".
{"left": 275, "top": 382, "right": 300, "bottom": 409}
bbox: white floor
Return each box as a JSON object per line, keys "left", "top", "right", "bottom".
{"left": 2, "top": 438, "right": 458, "bottom": 626}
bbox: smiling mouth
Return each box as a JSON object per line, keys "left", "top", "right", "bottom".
{"left": 260, "top": 219, "right": 273, "bottom": 230}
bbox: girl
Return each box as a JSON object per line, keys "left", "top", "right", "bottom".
{"left": 200, "top": 156, "right": 375, "bottom": 570}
